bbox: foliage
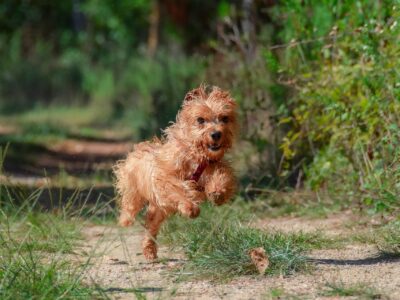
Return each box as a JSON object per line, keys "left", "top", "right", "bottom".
{"left": 274, "top": 2, "right": 400, "bottom": 212}
{"left": 0, "top": 1, "right": 205, "bottom": 140}
{"left": 1, "top": 0, "right": 399, "bottom": 213}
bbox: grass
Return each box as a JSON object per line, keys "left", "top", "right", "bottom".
{"left": 375, "top": 220, "right": 400, "bottom": 256}
{"left": 247, "top": 190, "right": 345, "bottom": 219}
{"left": 0, "top": 151, "right": 118, "bottom": 300}
{"left": 321, "top": 282, "right": 386, "bottom": 299}
{"left": 0, "top": 191, "right": 98, "bottom": 299}
{"left": 0, "top": 252, "right": 94, "bottom": 299}
{"left": 162, "top": 202, "right": 325, "bottom": 280}
{"left": 0, "top": 106, "right": 134, "bottom": 143}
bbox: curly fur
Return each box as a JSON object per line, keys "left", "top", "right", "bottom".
{"left": 114, "top": 85, "right": 238, "bottom": 260}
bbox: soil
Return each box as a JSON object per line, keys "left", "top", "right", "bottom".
{"left": 78, "top": 214, "right": 400, "bottom": 300}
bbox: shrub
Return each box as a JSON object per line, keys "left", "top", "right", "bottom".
{"left": 275, "top": 2, "right": 400, "bottom": 212}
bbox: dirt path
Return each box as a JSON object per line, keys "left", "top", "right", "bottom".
{"left": 2, "top": 138, "right": 132, "bottom": 178}
{"left": 78, "top": 215, "right": 400, "bottom": 300}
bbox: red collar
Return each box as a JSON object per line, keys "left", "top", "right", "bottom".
{"left": 189, "top": 160, "right": 215, "bottom": 182}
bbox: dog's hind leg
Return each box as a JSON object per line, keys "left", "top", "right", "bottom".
{"left": 142, "top": 205, "right": 167, "bottom": 260}
{"left": 119, "top": 193, "right": 145, "bottom": 227}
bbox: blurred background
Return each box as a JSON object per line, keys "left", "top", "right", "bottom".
{"left": 0, "top": 0, "right": 398, "bottom": 214}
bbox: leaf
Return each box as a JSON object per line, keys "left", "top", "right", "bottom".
{"left": 249, "top": 247, "right": 269, "bottom": 274}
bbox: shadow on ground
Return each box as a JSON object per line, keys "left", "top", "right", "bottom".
{"left": 309, "top": 253, "right": 400, "bottom": 266}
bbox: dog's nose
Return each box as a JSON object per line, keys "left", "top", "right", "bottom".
{"left": 211, "top": 131, "right": 222, "bottom": 141}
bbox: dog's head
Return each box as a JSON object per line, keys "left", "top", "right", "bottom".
{"left": 169, "top": 85, "right": 238, "bottom": 161}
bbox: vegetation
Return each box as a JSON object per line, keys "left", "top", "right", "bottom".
{"left": 277, "top": 3, "right": 400, "bottom": 214}
{"left": 0, "top": 186, "right": 97, "bottom": 299}
{"left": 0, "top": 148, "right": 117, "bottom": 298}
{"left": 375, "top": 221, "right": 400, "bottom": 255}
{"left": 0, "top": 0, "right": 399, "bottom": 297}
{"left": 321, "top": 282, "right": 385, "bottom": 299}
{"left": 2, "top": 1, "right": 398, "bottom": 214}
{"left": 162, "top": 203, "right": 326, "bottom": 280}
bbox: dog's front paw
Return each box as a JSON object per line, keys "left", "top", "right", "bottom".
{"left": 208, "top": 191, "right": 226, "bottom": 206}
{"left": 178, "top": 202, "right": 200, "bottom": 219}
{"left": 143, "top": 241, "right": 158, "bottom": 260}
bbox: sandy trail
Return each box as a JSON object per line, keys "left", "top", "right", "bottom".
{"left": 78, "top": 215, "right": 400, "bottom": 300}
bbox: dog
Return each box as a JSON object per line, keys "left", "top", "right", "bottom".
{"left": 114, "top": 85, "right": 238, "bottom": 260}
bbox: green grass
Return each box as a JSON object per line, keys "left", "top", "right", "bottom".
{"left": 0, "top": 165, "right": 113, "bottom": 299}
{"left": 0, "top": 199, "right": 97, "bottom": 299}
{"left": 0, "top": 252, "right": 94, "bottom": 299}
{"left": 5, "top": 106, "right": 103, "bottom": 130}
{"left": 247, "top": 190, "right": 345, "bottom": 219}
{"left": 264, "top": 288, "right": 285, "bottom": 300}
{"left": 321, "top": 282, "right": 386, "bottom": 299}
{"left": 162, "top": 202, "right": 325, "bottom": 280}
{"left": 375, "top": 221, "right": 400, "bottom": 256}
{"left": 0, "top": 105, "right": 134, "bottom": 147}
{"left": 263, "top": 287, "right": 304, "bottom": 300}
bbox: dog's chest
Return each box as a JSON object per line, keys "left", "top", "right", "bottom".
{"left": 179, "top": 160, "right": 204, "bottom": 181}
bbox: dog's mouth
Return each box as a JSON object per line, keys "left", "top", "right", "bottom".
{"left": 208, "top": 144, "right": 222, "bottom": 152}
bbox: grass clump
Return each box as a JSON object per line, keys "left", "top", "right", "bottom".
{"left": 0, "top": 251, "right": 93, "bottom": 299}
{"left": 0, "top": 214, "right": 96, "bottom": 299}
{"left": 0, "top": 181, "right": 101, "bottom": 298}
{"left": 375, "top": 221, "right": 400, "bottom": 256}
{"left": 321, "top": 282, "right": 385, "bottom": 299}
{"left": 163, "top": 202, "right": 321, "bottom": 280}
{"left": 3, "top": 212, "right": 79, "bottom": 254}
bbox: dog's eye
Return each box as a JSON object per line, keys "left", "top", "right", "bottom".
{"left": 197, "top": 117, "right": 205, "bottom": 124}
{"left": 221, "top": 116, "right": 229, "bottom": 123}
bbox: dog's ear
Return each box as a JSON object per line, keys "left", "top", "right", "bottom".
{"left": 183, "top": 86, "right": 206, "bottom": 103}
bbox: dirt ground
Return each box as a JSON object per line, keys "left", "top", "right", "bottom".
{"left": 78, "top": 214, "right": 400, "bottom": 300}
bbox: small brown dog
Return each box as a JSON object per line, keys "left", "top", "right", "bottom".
{"left": 114, "top": 85, "right": 237, "bottom": 260}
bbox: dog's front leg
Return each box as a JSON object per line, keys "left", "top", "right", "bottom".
{"left": 203, "top": 162, "right": 236, "bottom": 206}
{"left": 154, "top": 176, "right": 205, "bottom": 218}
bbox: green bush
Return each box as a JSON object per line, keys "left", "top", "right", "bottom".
{"left": 275, "top": 2, "right": 400, "bottom": 212}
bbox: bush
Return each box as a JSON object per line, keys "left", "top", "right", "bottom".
{"left": 275, "top": 2, "right": 400, "bottom": 213}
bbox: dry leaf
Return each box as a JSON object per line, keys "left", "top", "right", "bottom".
{"left": 249, "top": 247, "right": 269, "bottom": 274}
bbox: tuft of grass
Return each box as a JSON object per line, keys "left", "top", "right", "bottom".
{"left": 0, "top": 200, "right": 98, "bottom": 299}
{"left": 321, "top": 282, "right": 386, "bottom": 299}
{"left": 0, "top": 149, "right": 108, "bottom": 299}
{"left": 162, "top": 202, "right": 322, "bottom": 280}
{"left": 264, "top": 288, "right": 285, "bottom": 300}
{"left": 375, "top": 221, "right": 400, "bottom": 256}
{"left": 2, "top": 212, "right": 80, "bottom": 254}
{"left": 0, "top": 251, "right": 94, "bottom": 299}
